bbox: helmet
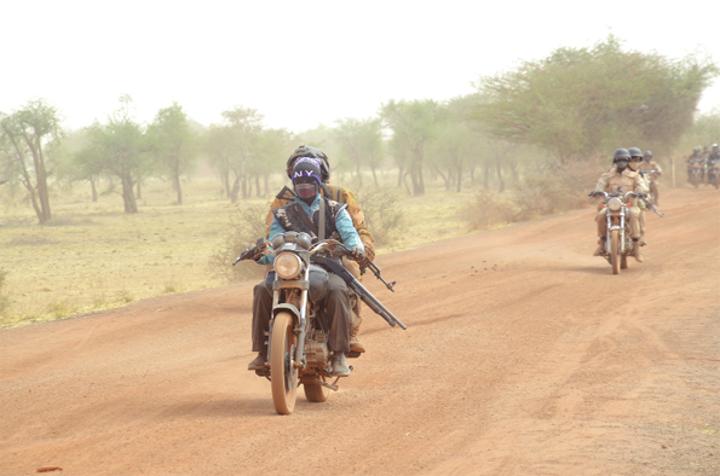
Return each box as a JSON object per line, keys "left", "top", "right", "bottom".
{"left": 286, "top": 145, "right": 330, "bottom": 182}
{"left": 713, "top": 143, "right": 719, "bottom": 150}
{"left": 613, "top": 148, "right": 631, "bottom": 162}
{"left": 644, "top": 150, "right": 653, "bottom": 161}
{"left": 693, "top": 146, "right": 702, "bottom": 153}
{"left": 628, "top": 146, "right": 643, "bottom": 158}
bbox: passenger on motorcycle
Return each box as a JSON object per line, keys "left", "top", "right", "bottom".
{"left": 707, "top": 144, "right": 720, "bottom": 168}
{"left": 265, "top": 145, "right": 374, "bottom": 354}
{"left": 628, "top": 147, "right": 650, "bottom": 245}
{"left": 640, "top": 150, "right": 662, "bottom": 206}
{"left": 248, "top": 158, "right": 364, "bottom": 377}
{"left": 592, "top": 148, "right": 644, "bottom": 261}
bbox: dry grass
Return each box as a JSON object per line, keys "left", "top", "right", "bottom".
{"left": 0, "top": 174, "right": 514, "bottom": 328}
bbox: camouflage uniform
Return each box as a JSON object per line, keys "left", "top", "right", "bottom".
{"left": 593, "top": 168, "right": 643, "bottom": 240}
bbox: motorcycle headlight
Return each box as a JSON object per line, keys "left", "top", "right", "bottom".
{"left": 274, "top": 252, "right": 303, "bottom": 279}
{"left": 607, "top": 197, "right": 623, "bottom": 211}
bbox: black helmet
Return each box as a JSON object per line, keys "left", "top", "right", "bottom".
{"left": 286, "top": 145, "right": 330, "bottom": 182}
{"left": 644, "top": 150, "right": 653, "bottom": 161}
{"left": 613, "top": 148, "right": 631, "bottom": 162}
{"left": 628, "top": 146, "right": 643, "bottom": 158}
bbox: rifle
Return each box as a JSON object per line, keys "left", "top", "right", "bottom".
{"left": 361, "top": 260, "right": 397, "bottom": 292}
{"left": 640, "top": 197, "right": 664, "bottom": 217}
{"left": 313, "top": 256, "right": 407, "bottom": 330}
{"left": 233, "top": 239, "right": 269, "bottom": 265}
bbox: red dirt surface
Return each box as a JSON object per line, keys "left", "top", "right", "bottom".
{"left": 1, "top": 188, "right": 718, "bottom": 475}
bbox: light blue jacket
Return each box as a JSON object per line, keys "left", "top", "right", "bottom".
{"left": 260, "top": 195, "right": 364, "bottom": 264}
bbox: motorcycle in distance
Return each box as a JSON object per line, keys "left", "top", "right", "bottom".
{"left": 591, "top": 191, "right": 647, "bottom": 275}
{"left": 687, "top": 161, "right": 705, "bottom": 188}
{"left": 235, "top": 231, "right": 406, "bottom": 415}
{"left": 707, "top": 162, "right": 720, "bottom": 189}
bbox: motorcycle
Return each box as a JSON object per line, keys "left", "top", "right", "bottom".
{"left": 687, "top": 161, "right": 705, "bottom": 188}
{"left": 707, "top": 162, "right": 720, "bottom": 189}
{"left": 592, "top": 191, "right": 645, "bottom": 275}
{"left": 235, "top": 231, "right": 405, "bottom": 414}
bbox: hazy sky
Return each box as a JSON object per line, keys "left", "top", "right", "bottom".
{"left": 1, "top": 0, "right": 718, "bottom": 132}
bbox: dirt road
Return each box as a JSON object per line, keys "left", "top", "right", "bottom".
{"left": 1, "top": 188, "right": 719, "bottom": 475}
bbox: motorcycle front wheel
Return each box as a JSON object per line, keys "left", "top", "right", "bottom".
{"left": 270, "top": 311, "right": 299, "bottom": 415}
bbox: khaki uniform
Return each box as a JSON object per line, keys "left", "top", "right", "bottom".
{"left": 266, "top": 184, "right": 375, "bottom": 261}
{"left": 594, "top": 168, "right": 643, "bottom": 239}
{"left": 638, "top": 160, "right": 662, "bottom": 205}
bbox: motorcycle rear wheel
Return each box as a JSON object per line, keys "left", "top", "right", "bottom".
{"left": 270, "top": 311, "right": 298, "bottom": 415}
{"left": 610, "top": 230, "right": 620, "bottom": 275}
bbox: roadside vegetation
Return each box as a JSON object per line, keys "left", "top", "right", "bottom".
{"left": 0, "top": 36, "right": 717, "bottom": 327}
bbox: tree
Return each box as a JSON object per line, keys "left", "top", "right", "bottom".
{"left": 381, "top": 100, "right": 439, "bottom": 195}
{"left": 206, "top": 107, "right": 263, "bottom": 202}
{"left": 85, "top": 98, "right": 147, "bottom": 213}
{"left": 147, "top": 103, "right": 197, "bottom": 205}
{"left": 0, "top": 100, "right": 61, "bottom": 224}
{"left": 51, "top": 129, "right": 104, "bottom": 202}
{"left": 334, "top": 118, "right": 383, "bottom": 186}
{"left": 474, "top": 36, "right": 717, "bottom": 164}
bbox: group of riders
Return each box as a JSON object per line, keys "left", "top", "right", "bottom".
{"left": 244, "top": 142, "right": 717, "bottom": 375}
{"left": 687, "top": 143, "right": 720, "bottom": 187}
{"left": 590, "top": 147, "right": 662, "bottom": 262}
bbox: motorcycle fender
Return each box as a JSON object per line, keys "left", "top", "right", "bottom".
{"left": 272, "top": 303, "right": 301, "bottom": 321}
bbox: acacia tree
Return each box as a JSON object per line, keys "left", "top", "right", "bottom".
{"left": 382, "top": 100, "right": 439, "bottom": 195}
{"left": 147, "top": 103, "right": 197, "bottom": 205}
{"left": 334, "top": 118, "right": 383, "bottom": 186}
{"left": 51, "top": 129, "right": 104, "bottom": 202}
{"left": 474, "top": 36, "right": 717, "bottom": 164}
{"left": 0, "top": 100, "right": 60, "bottom": 223}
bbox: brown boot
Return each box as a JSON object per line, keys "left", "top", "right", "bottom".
{"left": 631, "top": 239, "right": 643, "bottom": 262}
{"left": 349, "top": 299, "right": 365, "bottom": 353}
{"left": 247, "top": 352, "right": 266, "bottom": 371}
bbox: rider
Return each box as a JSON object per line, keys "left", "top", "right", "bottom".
{"left": 639, "top": 150, "right": 662, "bottom": 206}
{"left": 592, "top": 148, "right": 644, "bottom": 261}
{"left": 266, "top": 145, "right": 374, "bottom": 354}
{"left": 249, "top": 158, "right": 364, "bottom": 377}
{"left": 628, "top": 147, "right": 651, "bottom": 245}
{"left": 688, "top": 146, "right": 705, "bottom": 181}
{"left": 707, "top": 143, "right": 720, "bottom": 168}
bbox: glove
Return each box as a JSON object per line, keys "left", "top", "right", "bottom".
{"left": 588, "top": 191, "right": 601, "bottom": 198}
{"left": 351, "top": 247, "right": 370, "bottom": 269}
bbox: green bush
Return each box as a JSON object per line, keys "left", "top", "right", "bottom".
{"left": 468, "top": 191, "right": 518, "bottom": 229}
{"left": 356, "top": 186, "right": 405, "bottom": 246}
{"left": 210, "top": 203, "right": 268, "bottom": 281}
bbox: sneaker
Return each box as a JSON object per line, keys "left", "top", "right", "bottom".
{"left": 331, "top": 354, "right": 351, "bottom": 377}
{"left": 247, "top": 353, "right": 266, "bottom": 371}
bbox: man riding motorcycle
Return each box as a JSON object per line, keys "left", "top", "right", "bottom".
{"left": 592, "top": 148, "right": 644, "bottom": 261}
{"left": 639, "top": 150, "right": 662, "bottom": 205}
{"left": 249, "top": 158, "right": 365, "bottom": 377}
{"left": 687, "top": 146, "right": 706, "bottom": 183}
{"left": 265, "top": 145, "right": 374, "bottom": 354}
{"left": 707, "top": 144, "right": 720, "bottom": 168}
{"left": 628, "top": 147, "right": 651, "bottom": 245}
